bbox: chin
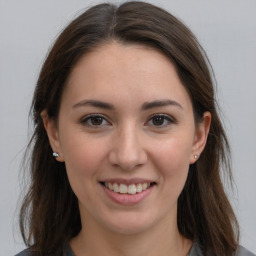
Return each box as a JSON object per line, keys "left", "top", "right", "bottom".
{"left": 101, "top": 211, "right": 159, "bottom": 235}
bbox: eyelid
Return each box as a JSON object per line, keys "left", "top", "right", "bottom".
{"left": 80, "top": 113, "right": 111, "bottom": 127}
{"left": 146, "top": 113, "right": 176, "bottom": 127}
{"left": 79, "top": 113, "right": 176, "bottom": 128}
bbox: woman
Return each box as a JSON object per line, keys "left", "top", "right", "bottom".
{"left": 16, "top": 1, "right": 255, "bottom": 256}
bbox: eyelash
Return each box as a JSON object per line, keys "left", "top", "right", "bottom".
{"left": 80, "top": 113, "right": 175, "bottom": 128}
{"left": 146, "top": 114, "right": 175, "bottom": 127}
{"left": 80, "top": 114, "right": 111, "bottom": 127}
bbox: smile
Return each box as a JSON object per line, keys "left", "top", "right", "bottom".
{"left": 100, "top": 181, "right": 156, "bottom": 205}
{"left": 103, "top": 182, "right": 154, "bottom": 194}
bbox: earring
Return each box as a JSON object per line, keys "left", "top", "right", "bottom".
{"left": 53, "top": 152, "right": 59, "bottom": 158}
{"left": 194, "top": 154, "right": 199, "bottom": 159}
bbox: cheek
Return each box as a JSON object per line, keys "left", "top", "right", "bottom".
{"left": 62, "top": 136, "right": 110, "bottom": 209}
{"left": 151, "top": 136, "right": 193, "bottom": 189}
{"left": 153, "top": 134, "right": 193, "bottom": 167}
{"left": 60, "top": 131, "right": 109, "bottom": 191}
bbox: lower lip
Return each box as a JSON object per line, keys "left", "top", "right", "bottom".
{"left": 101, "top": 184, "right": 154, "bottom": 205}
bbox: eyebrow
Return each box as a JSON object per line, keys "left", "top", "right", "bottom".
{"left": 73, "top": 100, "right": 114, "bottom": 109}
{"left": 72, "top": 99, "right": 183, "bottom": 110}
{"left": 141, "top": 99, "right": 183, "bottom": 110}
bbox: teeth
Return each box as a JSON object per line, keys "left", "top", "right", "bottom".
{"left": 142, "top": 183, "right": 148, "bottom": 190}
{"left": 136, "top": 183, "right": 143, "bottom": 193}
{"left": 104, "top": 182, "right": 152, "bottom": 194}
{"left": 113, "top": 183, "right": 119, "bottom": 193}
{"left": 128, "top": 184, "right": 137, "bottom": 194}
{"left": 119, "top": 184, "right": 128, "bottom": 194}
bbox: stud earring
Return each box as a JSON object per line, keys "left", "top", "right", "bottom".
{"left": 53, "top": 152, "right": 60, "bottom": 158}
{"left": 194, "top": 154, "right": 199, "bottom": 159}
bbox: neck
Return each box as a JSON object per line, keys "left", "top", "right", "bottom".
{"left": 70, "top": 213, "right": 192, "bottom": 256}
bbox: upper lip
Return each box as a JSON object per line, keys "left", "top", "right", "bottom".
{"left": 100, "top": 178, "right": 156, "bottom": 185}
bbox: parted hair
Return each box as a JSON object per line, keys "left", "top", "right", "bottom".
{"left": 19, "top": 1, "right": 239, "bottom": 255}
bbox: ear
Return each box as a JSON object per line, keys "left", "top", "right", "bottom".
{"left": 41, "top": 110, "right": 64, "bottom": 162}
{"left": 190, "top": 111, "right": 211, "bottom": 164}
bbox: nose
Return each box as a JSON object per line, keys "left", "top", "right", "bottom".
{"left": 108, "top": 125, "right": 147, "bottom": 171}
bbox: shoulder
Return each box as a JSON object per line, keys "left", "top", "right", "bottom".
{"left": 188, "top": 243, "right": 255, "bottom": 256}
{"left": 14, "top": 243, "right": 75, "bottom": 256}
{"left": 237, "top": 246, "right": 256, "bottom": 256}
{"left": 14, "top": 249, "right": 53, "bottom": 256}
{"left": 15, "top": 249, "right": 38, "bottom": 256}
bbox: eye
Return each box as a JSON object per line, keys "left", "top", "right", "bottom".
{"left": 80, "top": 114, "right": 110, "bottom": 127}
{"left": 147, "top": 114, "right": 175, "bottom": 127}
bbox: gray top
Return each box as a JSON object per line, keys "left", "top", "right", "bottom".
{"left": 15, "top": 242, "right": 255, "bottom": 256}
{"left": 188, "top": 243, "right": 255, "bottom": 256}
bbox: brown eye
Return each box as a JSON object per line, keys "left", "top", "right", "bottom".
{"left": 90, "top": 116, "right": 103, "bottom": 125}
{"left": 152, "top": 116, "right": 165, "bottom": 126}
{"left": 81, "top": 114, "right": 110, "bottom": 127}
{"left": 147, "top": 114, "right": 175, "bottom": 127}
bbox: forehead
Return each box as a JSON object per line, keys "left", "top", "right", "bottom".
{"left": 62, "top": 41, "right": 192, "bottom": 110}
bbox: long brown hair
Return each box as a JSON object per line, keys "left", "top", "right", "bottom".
{"left": 19, "top": 1, "right": 239, "bottom": 255}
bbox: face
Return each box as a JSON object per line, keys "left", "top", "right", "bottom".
{"left": 44, "top": 42, "right": 210, "bottom": 235}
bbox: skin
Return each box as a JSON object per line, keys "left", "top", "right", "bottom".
{"left": 42, "top": 41, "right": 211, "bottom": 256}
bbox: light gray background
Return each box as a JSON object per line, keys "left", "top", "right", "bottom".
{"left": 1, "top": 0, "right": 255, "bottom": 255}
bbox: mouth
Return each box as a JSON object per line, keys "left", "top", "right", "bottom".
{"left": 100, "top": 181, "right": 156, "bottom": 195}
